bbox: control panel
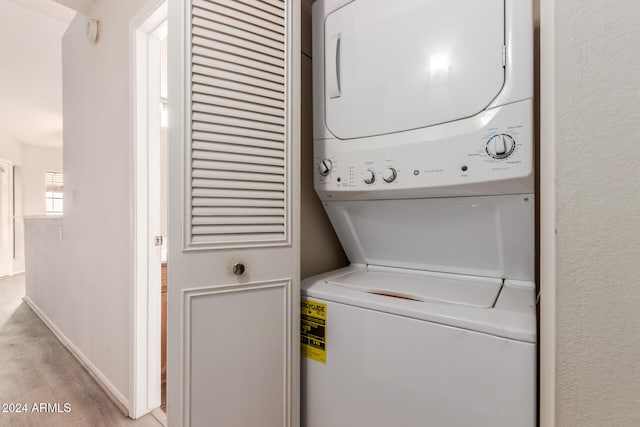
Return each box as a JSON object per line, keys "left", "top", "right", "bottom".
{"left": 314, "top": 100, "right": 533, "bottom": 198}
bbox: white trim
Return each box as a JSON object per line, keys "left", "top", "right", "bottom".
{"left": 23, "top": 296, "right": 130, "bottom": 414}
{"left": 0, "top": 159, "right": 14, "bottom": 278}
{"left": 166, "top": 1, "right": 186, "bottom": 424}
{"left": 130, "top": 0, "right": 168, "bottom": 419}
{"left": 539, "top": 0, "right": 556, "bottom": 425}
{"left": 287, "top": 1, "right": 302, "bottom": 423}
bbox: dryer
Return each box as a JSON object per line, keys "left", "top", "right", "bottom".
{"left": 302, "top": 0, "right": 536, "bottom": 426}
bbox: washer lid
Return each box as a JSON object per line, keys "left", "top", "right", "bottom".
{"left": 324, "top": 0, "right": 505, "bottom": 140}
{"left": 327, "top": 267, "right": 502, "bottom": 309}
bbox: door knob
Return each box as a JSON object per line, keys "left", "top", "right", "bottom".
{"left": 232, "top": 263, "right": 245, "bottom": 276}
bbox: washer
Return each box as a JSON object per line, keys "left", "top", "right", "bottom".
{"left": 302, "top": 264, "right": 536, "bottom": 427}
{"left": 304, "top": 1, "right": 536, "bottom": 426}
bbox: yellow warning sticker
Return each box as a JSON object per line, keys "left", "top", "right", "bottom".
{"left": 301, "top": 299, "right": 326, "bottom": 364}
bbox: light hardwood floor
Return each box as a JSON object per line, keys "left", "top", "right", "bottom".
{"left": 0, "top": 274, "right": 162, "bottom": 427}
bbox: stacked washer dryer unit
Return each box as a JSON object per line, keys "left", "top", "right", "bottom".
{"left": 302, "top": 0, "right": 536, "bottom": 426}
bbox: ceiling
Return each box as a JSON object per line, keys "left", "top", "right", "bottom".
{"left": 0, "top": 0, "right": 76, "bottom": 148}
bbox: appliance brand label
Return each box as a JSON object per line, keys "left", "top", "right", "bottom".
{"left": 301, "top": 299, "right": 327, "bottom": 364}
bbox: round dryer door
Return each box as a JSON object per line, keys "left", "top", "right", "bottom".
{"left": 324, "top": 0, "right": 506, "bottom": 140}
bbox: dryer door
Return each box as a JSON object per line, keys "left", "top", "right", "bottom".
{"left": 324, "top": 0, "right": 505, "bottom": 140}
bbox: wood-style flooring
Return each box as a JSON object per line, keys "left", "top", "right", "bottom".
{"left": 0, "top": 274, "right": 163, "bottom": 427}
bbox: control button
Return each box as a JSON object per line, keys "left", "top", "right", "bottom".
{"left": 382, "top": 168, "right": 397, "bottom": 183}
{"left": 319, "top": 159, "right": 332, "bottom": 176}
{"left": 363, "top": 170, "right": 375, "bottom": 184}
{"left": 461, "top": 165, "right": 468, "bottom": 172}
{"left": 486, "top": 134, "right": 515, "bottom": 159}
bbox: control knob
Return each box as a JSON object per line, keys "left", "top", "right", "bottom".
{"left": 363, "top": 170, "right": 375, "bottom": 184}
{"left": 486, "top": 134, "right": 516, "bottom": 159}
{"left": 318, "top": 159, "right": 332, "bottom": 176}
{"left": 382, "top": 168, "right": 397, "bottom": 183}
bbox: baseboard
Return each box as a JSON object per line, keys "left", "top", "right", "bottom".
{"left": 22, "top": 296, "right": 130, "bottom": 416}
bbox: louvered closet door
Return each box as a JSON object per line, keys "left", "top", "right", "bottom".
{"left": 166, "top": 0, "right": 300, "bottom": 426}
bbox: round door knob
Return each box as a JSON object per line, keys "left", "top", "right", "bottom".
{"left": 232, "top": 263, "right": 245, "bottom": 276}
{"left": 363, "top": 170, "right": 375, "bottom": 184}
{"left": 486, "top": 134, "right": 516, "bottom": 159}
{"left": 382, "top": 168, "right": 397, "bottom": 183}
{"left": 319, "top": 159, "right": 332, "bottom": 176}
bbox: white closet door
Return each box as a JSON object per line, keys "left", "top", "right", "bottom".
{"left": 167, "top": 0, "right": 300, "bottom": 426}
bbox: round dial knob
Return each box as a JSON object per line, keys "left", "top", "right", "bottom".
{"left": 318, "top": 159, "right": 332, "bottom": 176}
{"left": 486, "top": 134, "right": 516, "bottom": 159}
{"left": 382, "top": 168, "right": 397, "bottom": 183}
{"left": 363, "top": 170, "right": 375, "bottom": 184}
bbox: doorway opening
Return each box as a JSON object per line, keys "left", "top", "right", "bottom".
{"left": 131, "top": 0, "right": 168, "bottom": 420}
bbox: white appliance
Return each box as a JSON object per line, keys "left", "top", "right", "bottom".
{"left": 302, "top": 0, "right": 536, "bottom": 426}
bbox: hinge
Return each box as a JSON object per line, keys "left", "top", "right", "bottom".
{"left": 154, "top": 235, "right": 164, "bottom": 247}
{"left": 502, "top": 45, "right": 507, "bottom": 67}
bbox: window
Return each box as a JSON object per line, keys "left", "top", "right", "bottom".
{"left": 45, "top": 171, "right": 63, "bottom": 214}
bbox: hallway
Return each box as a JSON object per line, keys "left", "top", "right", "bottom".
{"left": 0, "top": 274, "right": 162, "bottom": 427}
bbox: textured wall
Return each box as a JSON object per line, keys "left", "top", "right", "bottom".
{"left": 554, "top": 1, "right": 640, "bottom": 425}
{"left": 300, "top": 0, "right": 348, "bottom": 279}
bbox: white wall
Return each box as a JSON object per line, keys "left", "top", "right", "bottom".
{"left": 21, "top": 144, "right": 63, "bottom": 216}
{"left": 0, "top": 131, "right": 23, "bottom": 165}
{"left": 542, "top": 1, "right": 640, "bottom": 425}
{"left": 0, "top": 134, "right": 63, "bottom": 275}
{"left": 25, "top": 0, "right": 148, "bottom": 409}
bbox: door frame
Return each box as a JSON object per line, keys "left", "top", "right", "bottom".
{"left": 0, "top": 158, "right": 14, "bottom": 278}
{"left": 130, "top": 0, "right": 168, "bottom": 419}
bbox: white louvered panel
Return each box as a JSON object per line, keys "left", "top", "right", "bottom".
{"left": 192, "top": 170, "right": 284, "bottom": 184}
{"left": 213, "top": 0, "right": 284, "bottom": 25}
{"left": 192, "top": 122, "right": 283, "bottom": 144}
{"left": 193, "top": 224, "right": 284, "bottom": 235}
{"left": 192, "top": 159, "right": 284, "bottom": 175}
{"left": 193, "top": 112, "right": 284, "bottom": 134}
{"left": 257, "top": 0, "right": 284, "bottom": 11}
{"left": 192, "top": 103, "right": 284, "bottom": 127}
{"left": 192, "top": 206, "right": 284, "bottom": 216}
{"left": 192, "top": 198, "right": 285, "bottom": 208}
{"left": 235, "top": 0, "right": 283, "bottom": 15}
{"left": 192, "top": 179, "right": 284, "bottom": 192}
{"left": 192, "top": 55, "right": 284, "bottom": 85}
{"left": 192, "top": 36, "right": 284, "bottom": 69}
{"left": 192, "top": 73, "right": 284, "bottom": 102}
{"left": 192, "top": 216, "right": 284, "bottom": 225}
{"left": 192, "top": 188, "right": 284, "bottom": 200}
{"left": 191, "top": 17, "right": 283, "bottom": 52}
{"left": 192, "top": 26, "right": 284, "bottom": 60}
{"left": 192, "top": 151, "right": 284, "bottom": 167}
{"left": 192, "top": 64, "right": 284, "bottom": 94}
{"left": 193, "top": 0, "right": 284, "bottom": 34}
{"left": 191, "top": 233, "right": 282, "bottom": 245}
{"left": 192, "top": 141, "right": 283, "bottom": 158}
{"left": 191, "top": 7, "right": 282, "bottom": 48}
{"left": 192, "top": 133, "right": 283, "bottom": 150}
{"left": 189, "top": 0, "right": 287, "bottom": 248}
{"left": 192, "top": 93, "right": 283, "bottom": 118}
{"left": 192, "top": 49, "right": 283, "bottom": 81}
{"left": 193, "top": 81, "right": 283, "bottom": 109}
